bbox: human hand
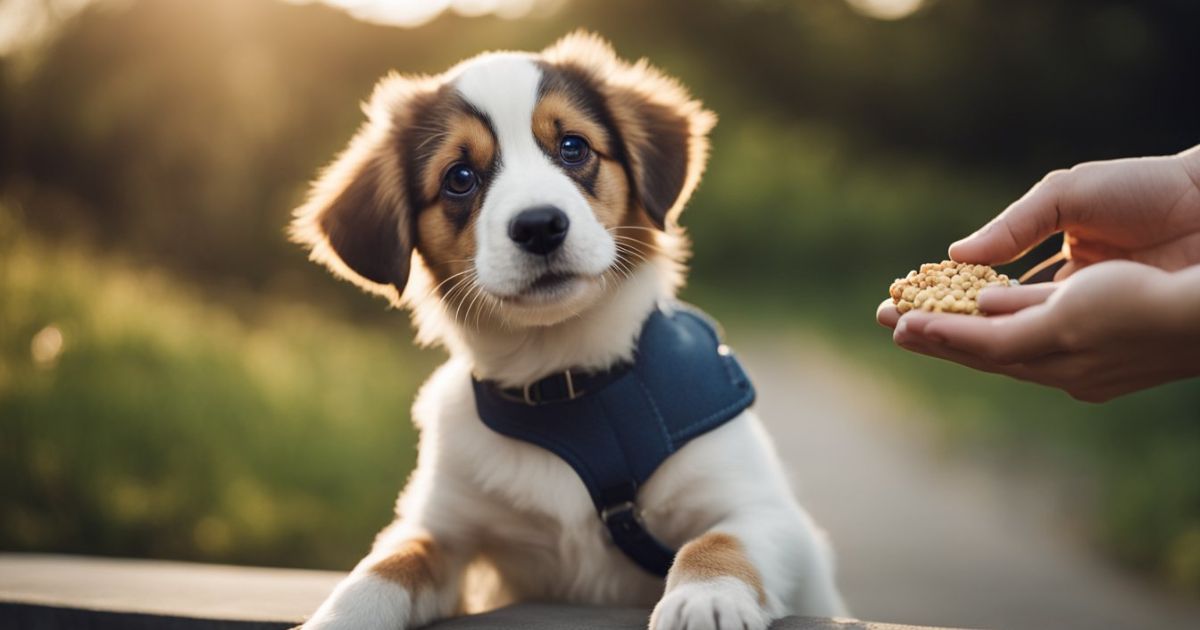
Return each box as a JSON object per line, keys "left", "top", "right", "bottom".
{"left": 877, "top": 261, "right": 1200, "bottom": 402}
{"left": 950, "top": 145, "right": 1200, "bottom": 276}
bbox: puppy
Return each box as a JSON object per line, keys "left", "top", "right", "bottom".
{"left": 291, "top": 31, "right": 847, "bottom": 630}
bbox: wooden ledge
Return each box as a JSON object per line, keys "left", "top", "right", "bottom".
{"left": 0, "top": 553, "right": 956, "bottom": 629}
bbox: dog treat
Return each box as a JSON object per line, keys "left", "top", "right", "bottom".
{"left": 889, "top": 260, "right": 1012, "bottom": 315}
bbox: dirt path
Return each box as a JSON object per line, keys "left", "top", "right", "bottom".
{"left": 740, "top": 334, "right": 1200, "bottom": 630}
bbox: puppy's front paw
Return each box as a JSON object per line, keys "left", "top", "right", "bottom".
{"left": 299, "top": 573, "right": 412, "bottom": 630}
{"left": 649, "top": 577, "right": 772, "bottom": 630}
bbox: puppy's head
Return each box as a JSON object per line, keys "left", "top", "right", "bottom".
{"left": 291, "top": 32, "right": 714, "bottom": 329}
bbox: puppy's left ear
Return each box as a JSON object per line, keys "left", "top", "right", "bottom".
{"left": 543, "top": 31, "right": 716, "bottom": 230}
{"left": 290, "top": 75, "right": 431, "bottom": 303}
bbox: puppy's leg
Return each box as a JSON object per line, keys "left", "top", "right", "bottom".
{"left": 650, "top": 531, "right": 772, "bottom": 630}
{"left": 650, "top": 519, "right": 846, "bottom": 630}
{"left": 301, "top": 527, "right": 464, "bottom": 630}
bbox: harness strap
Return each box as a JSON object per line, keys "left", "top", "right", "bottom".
{"left": 598, "top": 483, "right": 677, "bottom": 576}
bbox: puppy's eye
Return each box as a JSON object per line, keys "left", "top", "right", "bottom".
{"left": 558, "top": 135, "right": 590, "bottom": 165}
{"left": 443, "top": 165, "right": 477, "bottom": 196}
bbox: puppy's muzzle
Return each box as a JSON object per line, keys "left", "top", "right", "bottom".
{"left": 508, "top": 205, "right": 569, "bottom": 255}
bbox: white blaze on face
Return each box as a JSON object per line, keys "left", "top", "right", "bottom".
{"left": 453, "top": 55, "right": 615, "bottom": 297}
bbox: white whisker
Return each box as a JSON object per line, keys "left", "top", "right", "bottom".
{"left": 442, "top": 273, "right": 476, "bottom": 318}
{"left": 610, "top": 234, "right": 671, "bottom": 256}
{"left": 452, "top": 278, "right": 477, "bottom": 327}
{"left": 466, "top": 281, "right": 489, "bottom": 332}
{"left": 419, "top": 267, "right": 475, "bottom": 303}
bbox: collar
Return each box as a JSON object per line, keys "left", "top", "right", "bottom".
{"left": 489, "top": 365, "right": 627, "bottom": 405}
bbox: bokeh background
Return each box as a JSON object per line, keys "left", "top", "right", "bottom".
{"left": 2, "top": 0, "right": 1198, "bottom": 627}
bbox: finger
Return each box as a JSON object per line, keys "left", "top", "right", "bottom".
{"left": 877, "top": 299, "right": 901, "bottom": 329}
{"left": 977, "top": 283, "right": 1058, "bottom": 314}
{"left": 893, "top": 322, "right": 1036, "bottom": 379}
{"left": 905, "top": 307, "right": 1062, "bottom": 364}
{"left": 1053, "top": 259, "right": 1082, "bottom": 281}
{"left": 949, "top": 170, "right": 1070, "bottom": 265}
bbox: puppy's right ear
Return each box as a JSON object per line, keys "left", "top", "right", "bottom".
{"left": 290, "top": 74, "right": 430, "bottom": 303}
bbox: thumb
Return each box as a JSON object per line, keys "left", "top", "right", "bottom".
{"left": 950, "top": 169, "right": 1070, "bottom": 264}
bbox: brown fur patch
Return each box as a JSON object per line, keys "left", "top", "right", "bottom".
{"left": 532, "top": 91, "right": 615, "bottom": 158}
{"left": 541, "top": 31, "right": 716, "bottom": 230}
{"left": 415, "top": 199, "right": 479, "bottom": 301}
{"left": 416, "top": 112, "right": 497, "bottom": 204}
{"left": 369, "top": 536, "right": 442, "bottom": 592}
{"left": 410, "top": 106, "right": 493, "bottom": 302}
{"left": 531, "top": 91, "right": 627, "bottom": 222}
{"left": 533, "top": 66, "right": 659, "bottom": 270}
{"left": 668, "top": 532, "right": 766, "bottom": 604}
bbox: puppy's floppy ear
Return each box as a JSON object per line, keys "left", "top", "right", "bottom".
{"left": 543, "top": 31, "right": 716, "bottom": 230}
{"left": 290, "top": 74, "right": 431, "bottom": 302}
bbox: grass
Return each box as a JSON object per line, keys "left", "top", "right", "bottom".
{"left": 0, "top": 228, "right": 436, "bottom": 570}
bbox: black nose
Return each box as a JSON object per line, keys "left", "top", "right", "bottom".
{"left": 508, "top": 206, "right": 569, "bottom": 255}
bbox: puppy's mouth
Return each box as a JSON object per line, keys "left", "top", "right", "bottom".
{"left": 506, "top": 271, "right": 588, "bottom": 305}
{"left": 528, "top": 272, "right": 576, "bottom": 292}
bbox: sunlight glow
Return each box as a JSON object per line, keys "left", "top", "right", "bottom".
{"left": 284, "top": 0, "right": 560, "bottom": 28}
{"left": 0, "top": 0, "right": 93, "bottom": 56}
{"left": 845, "top": 0, "right": 924, "bottom": 21}
{"left": 31, "top": 324, "right": 65, "bottom": 367}
{"left": 0, "top": 0, "right": 564, "bottom": 56}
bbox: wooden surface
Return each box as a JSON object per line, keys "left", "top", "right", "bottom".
{"left": 0, "top": 553, "right": 340, "bottom": 624}
{"left": 0, "top": 553, "right": 957, "bottom": 629}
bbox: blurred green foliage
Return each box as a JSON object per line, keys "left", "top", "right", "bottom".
{"left": 1, "top": 214, "right": 432, "bottom": 568}
{"left": 0, "top": 0, "right": 1197, "bottom": 590}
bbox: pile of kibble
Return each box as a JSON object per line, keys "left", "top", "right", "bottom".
{"left": 888, "top": 260, "right": 1012, "bottom": 315}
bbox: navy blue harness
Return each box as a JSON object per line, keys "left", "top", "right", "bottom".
{"left": 471, "top": 304, "right": 756, "bottom": 577}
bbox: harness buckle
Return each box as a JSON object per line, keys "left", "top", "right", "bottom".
{"left": 600, "top": 500, "right": 646, "bottom": 539}
{"left": 522, "top": 369, "right": 577, "bottom": 405}
{"left": 564, "top": 369, "right": 577, "bottom": 399}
